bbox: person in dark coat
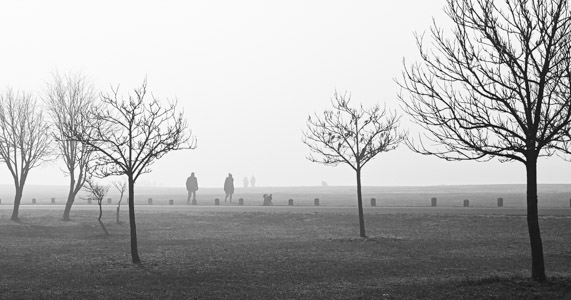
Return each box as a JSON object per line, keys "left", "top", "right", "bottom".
{"left": 186, "top": 172, "right": 198, "bottom": 204}
{"left": 224, "top": 173, "right": 234, "bottom": 202}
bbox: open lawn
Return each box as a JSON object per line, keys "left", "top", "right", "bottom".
{"left": 0, "top": 204, "right": 570, "bottom": 299}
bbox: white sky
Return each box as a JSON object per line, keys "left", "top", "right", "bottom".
{"left": 0, "top": 0, "right": 570, "bottom": 188}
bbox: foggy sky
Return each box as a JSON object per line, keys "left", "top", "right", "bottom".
{"left": 0, "top": 1, "right": 570, "bottom": 188}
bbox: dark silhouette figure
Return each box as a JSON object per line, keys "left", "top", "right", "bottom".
{"left": 262, "top": 194, "right": 273, "bottom": 206}
{"left": 243, "top": 177, "right": 249, "bottom": 188}
{"left": 250, "top": 175, "right": 256, "bottom": 188}
{"left": 186, "top": 172, "right": 198, "bottom": 204}
{"left": 224, "top": 173, "right": 234, "bottom": 202}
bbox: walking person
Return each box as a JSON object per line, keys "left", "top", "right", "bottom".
{"left": 186, "top": 172, "right": 198, "bottom": 204}
{"left": 224, "top": 173, "right": 234, "bottom": 202}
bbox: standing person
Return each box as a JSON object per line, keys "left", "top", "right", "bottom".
{"left": 186, "top": 172, "right": 198, "bottom": 204}
{"left": 243, "top": 176, "right": 249, "bottom": 188}
{"left": 250, "top": 175, "right": 256, "bottom": 188}
{"left": 224, "top": 173, "right": 234, "bottom": 202}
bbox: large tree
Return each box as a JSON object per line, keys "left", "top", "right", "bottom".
{"left": 70, "top": 79, "right": 195, "bottom": 264}
{"left": 0, "top": 89, "right": 52, "bottom": 221}
{"left": 303, "top": 91, "right": 405, "bottom": 238}
{"left": 44, "top": 72, "right": 98, "bottom": 221}
{"left": 398, "top": 0, "right": 571, "bottom": 282}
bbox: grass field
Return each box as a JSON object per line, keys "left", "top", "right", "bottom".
{"left": 0, "top": 203, "right": 570, "bottom": 299}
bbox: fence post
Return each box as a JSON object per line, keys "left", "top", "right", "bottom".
{"left": 314, "top": 198, "right": 320, "bottom": 206}
{"left": 107, "top": 198, "right": 112, "bottom": 204}
{"left": 51, "top": 197, "right": 55, "bottom": 204}
{"left": 288, "top": 199, "right": 293, "bottom": 206}
{"left": 463, "top": 199, "right": 469, "bottom": 207}
{"left": 32, "top": 198, "right": 36, "bottom": 204}
{"left": 215, "top": 198, "right": 220, "bottom": 205}
{"left": 370, "top": 198, "right": 376, "bottom": 207}
{"left": 87, "top": 198, "right": 92, "bottom": 205}
{"left": 431, "top": 197, "right": 437, "bottom": 207}
{"left": 497, "top": 197, "right": 503, "bottom": 207}
{"left": 169, "top": 199, "right": 174, "bottom": 205}
{"left": 239, "top": 198, "right": 244, "bottom": 205}
{"left": 148, "top": 198, "right": 153, "bottom": 205}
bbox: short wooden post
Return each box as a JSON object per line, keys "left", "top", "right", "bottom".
{"left": 51, "top": 197, "right": 55, "bottom": 204}
{"left": 0, "top": 198, "right": 2, "bottom": 205}
{"left": 288, "top": 199, "right": 293, "bottom": 206}
{"left": 215, "top": 198, "right": 220, "bottom": 205}
{"left": 370, "top": 198, "right": 376, "bottom": 207}
{"left": 169, "top": 199, "right": 174, "bottom": 205}
{"left": 107, "top": 198, "right": 112, "bottom": 204}
{"left": 314, "top": 198, "right": 320, "bottom": 206}
{"left": 32, "top": 198, "right": 36, "bottom": 204}
{"left": 431, "top": 197, "right": 437, "bottom": 207}
{"left": 497, "top": 197, "right": 503, "bottom": 207}
{"left": 148, "top": 198, "right": 153, "bottom": 205}
{"left": 239, "top": 198, "right": 244, "bottom": 205}
{"left": 87, "top": 198, "right": 92, "bottom": 205}
{"left": 463, "top": 199, "right": 469, "bottom": 207}
{"left": 569, "top": 198, "right": 571, "bottom": 208}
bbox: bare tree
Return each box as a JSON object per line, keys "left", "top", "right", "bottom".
{"left": 70, "top": 79, "right": 196, "bottom": 264}
{"left": 398, "top": 0, "right": 571, "bottom": 282}
{"left": 83, "top": 179, "right": 110, "bottom": 236}
{"left": 0, "top": 89, "right": 52, "bottom": 221}
{"left": 303, "top": 91, "right": 405, "bottom": 238}
{"left": 44, "top": 72, "right": 98, "bottom": 221}
{"left": 113, "top": 180, "right": 127, "bottom": 224}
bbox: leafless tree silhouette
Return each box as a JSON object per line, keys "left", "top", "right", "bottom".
{"left": 113, "top": 180, "right": 127, "bottom": 224}
{"left": 44, "top": 72, "right": 98, "bottom": 221}
{"left": 70, "top": 79, "right": 196, "bottom": 264}
{"left": 398, "top": 0, "right": 571, "bottom": 282}
{"left": 303, "top": 91, "right": 405, "bottom": 238}
{"left": 0, "top": 89, "right": 52, "bottom": 221}
{"left": 82, "top": 178, "right": 110, "bottom": 236}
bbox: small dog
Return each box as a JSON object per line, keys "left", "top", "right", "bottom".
{"left": 262, "top": 194, "right": 273, "bottom": 206}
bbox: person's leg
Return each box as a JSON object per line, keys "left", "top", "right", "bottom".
{"left": 187, "top": 191, "right": 191, "bottom": 204}
{"left": 230, "top": 193, "right": 233, "bottom": 202}
{"left": 192, "top": 191, "right": 196, "bottom": 201}
{"left": 225, "top": 193, "right": 228, "bottom": 202}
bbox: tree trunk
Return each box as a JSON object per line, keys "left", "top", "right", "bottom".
{"left": 11, "top": 187, "right": 23, "bottom": 221}
{"left": 356, "top": 168, "right": 366, "bottom": 238}
{"left": 63, "top": 178, "right": 77, "bottom": 221}
{"left": 98, "top": 201, "right": 109, "bottom": 236}
{"left": 62, "top": 189, "right": 76, "bottom": 221}
{"left": 128, "top": 176, "right": 141, "bottom": 264}
{"left": 525, "top": 157, "right": 546, "bottom": 282}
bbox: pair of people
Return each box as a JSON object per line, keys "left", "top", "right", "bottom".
{"left": 185, "top": 173, "right": 236, "bottom": 203}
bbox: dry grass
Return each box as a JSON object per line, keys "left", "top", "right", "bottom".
{"left": 0, "top": 207, "right": 570, "bottom": 299}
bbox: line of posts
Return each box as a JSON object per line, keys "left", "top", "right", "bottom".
{"left": 2, "top": 196, "right": 571, "bottom": 208}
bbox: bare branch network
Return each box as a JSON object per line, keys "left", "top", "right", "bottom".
{"left": 303, "top": 91, "right": 406, "bottom": 171}
{"left": 69, "top": 79, "right": 196, "bottom": 182}
{"left": 398, "top": 0, "right": 571, "bottom": 163}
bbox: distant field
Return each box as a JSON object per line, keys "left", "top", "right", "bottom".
{"left": 1, "top": 184, "right": 571, "bottom": 208}
{"left": 0, "top": 207, "right": 569, "bottom": 299}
